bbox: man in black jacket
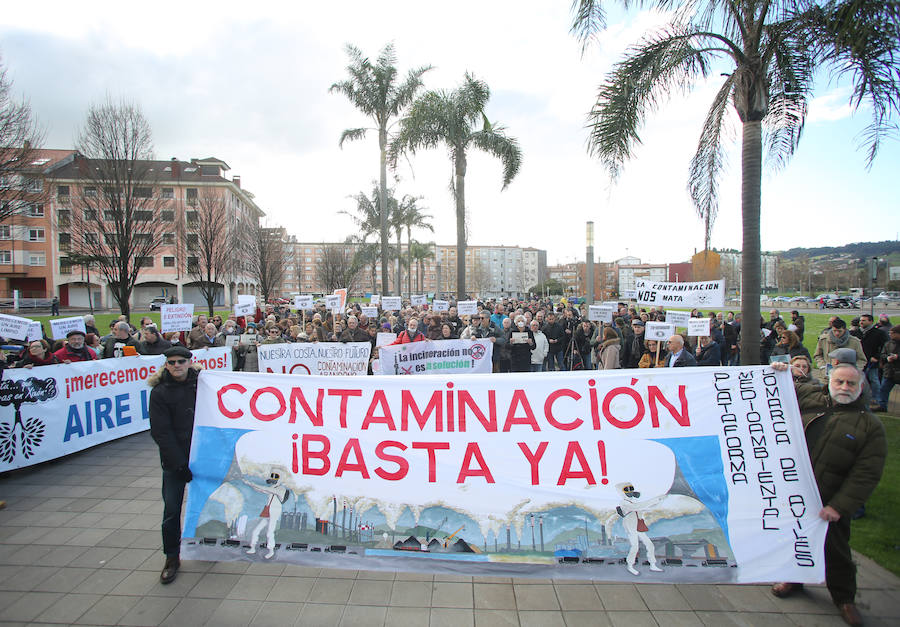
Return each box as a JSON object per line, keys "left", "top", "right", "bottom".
{"left": 149, "top": 346, "right": 199, "bottom": 584}
{"left": 857, "top": 314, "right": 887, "bottom": 411}
{"left": 543, "top": 311, "right": 566, "bottom": 371}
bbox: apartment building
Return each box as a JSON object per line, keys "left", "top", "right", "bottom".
{"left": 0, "top": 150, "right": 264, "bottom": 309}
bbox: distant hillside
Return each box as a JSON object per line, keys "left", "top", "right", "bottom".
{"left": 777, "top": 240, "right": 900, "bottom": 261}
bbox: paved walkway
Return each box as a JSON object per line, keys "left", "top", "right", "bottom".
{"left": 1, "top": 432, "right": 898, "bottom": 627}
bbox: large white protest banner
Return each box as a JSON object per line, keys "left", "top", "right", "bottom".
{"left": 645, "top": 322, "right": 676, "bottom": 341}
{"left": 238, "top": 294, "right": 256, "bottom": 306}
{"left": 160, "top": 304, "right": 194, "bottom": 333}
{"left": 457, "top": 300, "right": 477, "bottom": 316}
{"left": 0, "top": 348, "right": 231, "bottom": 472}
{"left": 361, "top": 306, "right": 378, "bottom": 319}
{"left": 588, "top": 305, "right": 614, "bottom": 323}
{"left": 636, "top": 279, "right": 725, "bottom": 308}
{"left": 377, "top": 339, "right": 493, "bottom": 375}
{"left": 688, "top": 318, "right": 711, "bottom": 337}
{"left": 665, "top": 310, "right": 692, "bottom": 327}
{"left": 381, "top": 296, "right": 402, "bottom": 311}
{"left": 0, "top": 313, "right": 34, "bottom": 341}
{"left": 294, "top": 295, "right": 313, "bottom": 311}
{"left": 432, "top": 299, "right": 449, "bottom": 312}
{"left": 49, "top": 316, "right": 87, "bottom": 340}
{"left": 257, "top": 342, "right": 371, "bottom": 376}
{"left": 182, "top": 367, "right": 826, "bottom": 583}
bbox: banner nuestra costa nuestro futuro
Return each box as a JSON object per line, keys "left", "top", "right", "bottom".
{"left": 0, "top": 348, "right": 231, "bottom": 471}
{"left": 182, "top": 366, "right": 826, "bottom": 583}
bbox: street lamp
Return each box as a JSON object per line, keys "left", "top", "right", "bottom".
{"left": 586, "top": 222, "right": 594, "bottom": 305}
{"left": 870, "top": 257, "right": 878, "bottom": 317}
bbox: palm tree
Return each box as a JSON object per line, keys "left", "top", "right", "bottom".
{"left": 395, "top": 195, "right": 433, "bottom": 295}
{"left": 409, "top": 241, "right": 435, "bottom": 293}
{"left": 391, "top": 73, "right": 522, "bottom": 300}
{"left": 330, "top": 43, "right": 432, "bottom": 296}
{"left": 571, "top": 0, "right": 899, "bottom": 365}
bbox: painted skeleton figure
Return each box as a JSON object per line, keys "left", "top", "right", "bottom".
{"left": 605, "top": 481, "right": 665, "bottom": 575}
{"left": 243, "top": 471, "right": 289, "bottom": 559}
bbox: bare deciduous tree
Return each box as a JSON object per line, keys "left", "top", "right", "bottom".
{"left": 186, "top": 190, "right": 230, "bottom": 316}
{"left": 251, "top": 224, "right": 288, "bottom": 304}
{"left": 0, "top": 57, "right": 44, "bottom": 224}
{"left": 317, "top": 244, "right": 361, "bottom": 295}
{"left": 64, "top": 98, "right": 167, "bottom": 319}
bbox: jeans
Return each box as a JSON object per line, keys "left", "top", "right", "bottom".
{"left": 864, "top": 364, "right": 882, "bottom": 407}
{"left": 161, "top": 470, "right": 187, "bottom": 557}
{"left": 879, "top": 378, "right": 895, "bottom": 410}
{"left": 530, "top": 363, "right": 544, "bottom": 372}
{"left": 550, "top": 350, "right": 567, "bottom": 371}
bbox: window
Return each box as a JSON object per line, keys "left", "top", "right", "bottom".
{"left": 162, "top": 233, "right": 175, "bottom": 245}
{"left": 104, "top": 209, "right": 118, "bottom": 221}
{"left": 134, "top": 210, "right": 152, "bottom": 221}
{"left": 84, "top": 232, "right": 99, "bottom": 244}
{"left": 187, "top": 233, "right": 199, "bottom": 249}
{"left": 186, "top": 210, "right": 198, "bottom": 224}
{"left": 27, "top": 204, "right": 44, "bottom": 217}
{"left": 137, "top": 256, "right": 154, "bottom": 267}
{"left": 134, "top": 233, "right": 152, "bottom": 244}
{"left": 28, "top": 251, "right": 46, "bottom": 266}
{"left": 59, "top": 232, "right": 71, "bottom": 251}
{"left": 0, "top": 225, "right": 9, "bottom": 240}
{"left": 0, "top": 250, "right": 11, "bottom": 264}
{"left": 84, "top": 186, "right": 97, "bottom": 198}
{"left": 160, "top": 210, "right": 174, "bottom": 221}
{"left": 187, "top": 256, "right": 199, "bottom": 271}
{"left": 28, "top": 228, "right": 45, "bottom": 242}
{"left": 186, "top": 188, "right": 198, "bottom": 205}
{"left": 133, "top": 187, "right": 152, "bottom": 198}
{"left": 84, "top": 209, "right": 98, "bottom": 221}
{"left": 59, "top": 257, "right": 72, "bottom": 274}
{"left": 161, "top": 188, "right": 174, "bottom": 199}
{"left": 163, "top": 256, "right": 175, "bottom": 267}
{"left": 57, "top": 209, "right": 70, "bottom": 226}
{"left": 24, "top": 178, "right": 42, "bottom": 193}
{"left": 201, "top": 165, "right": 219, "bottom": 176}
{"left": 57, "top": 185, "right": 70, "bottom": 202}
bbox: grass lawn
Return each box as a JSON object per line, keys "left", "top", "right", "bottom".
{"left": 24, "top": 309, "right": 234, "bottom": 336}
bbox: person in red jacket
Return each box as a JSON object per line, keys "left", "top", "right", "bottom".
{"left": 53, "top": 330, "right": 97, "bottom": 363}
{"left": 390, "top": 317, "right": 427, "bottom": 344}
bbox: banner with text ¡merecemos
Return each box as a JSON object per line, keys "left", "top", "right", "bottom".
{"left": 257, "top": 342, "right": 370, "bottom": 376}
{"left": 0, "top": 347, "right": 231, "bottom": 471}
{"left": 376, "top": 339, "right": 493, "bottom": 375}
{"left": 181, "top": 367, "right": 826, "bottom": 583}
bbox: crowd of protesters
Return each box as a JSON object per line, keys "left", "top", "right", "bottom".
{"left": 3, "top": 299, "right": 897, "bottom": 409}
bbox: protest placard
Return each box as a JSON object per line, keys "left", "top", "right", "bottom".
{"left": 410, "top": 294, "right": 427, "bottom": 306}
{"left": 588, "top": 305, "right": 614, "bottom": 323}
{"left": 688, "top": 317, "right": 711, "bottom": 337}
{"left": 376, "top": 332, "right": 397, "bottom": 347}
{"left": 0, "top": 313, "right": 34, "bottom": 341}
{"left": 237, "top": 294, "right": 256, "bottom": 306}
{"left": 257, "top": 342, "right": 370, "bottom": 376}
{"left": 432, "top": 299, "right": 449, "bottom": 312}
{"left": 645, "top": 321, "right": 676, "bottom": 341}
{"left": 294, "top": 295, "right": 313, "bottom": 310}
{"left": 361, "top": 306, "right": 378, "bottom": 319}
{"left": 377, "top": 339, "right": 493, "bottom": 375}
{"left": 0, "top": 347, "right": 231, "bottom": 472}
{"left": 183, "top": 366, "right": 826, "bottom": 584}
{"left": 27, "top": 321, "right": 43, "bottom": 342}
{"left": 160, "top": 304, "right": 194, "bottom": 333}
{"left": 622, "top": 290, "right": 637, "bottom": 300}
{"left": 239, "top": 333, "right": 257, "bottom": 346}
{"left": 370, "top": 294, "right": 381, "bottom": 305}
{"left": 324, "top": 295, "right": 341, "bottom": 312}
{"left": 635, "top": 279, "right": 725, "bottom": 308}
{"left": 49, "top": 316, "right": 87, "bottom": 340}
{"left": 381, "top": 296, "right": 402, "bottom": 311}
{"left": 333, "top": 288, "right": 348, "bottom": 311}
{"left": 457, "top": 300, "right": 477, "bottom": 316}
{"left": 234, "top": 302, "right": 255, "bottom": 318}
{"left": 665, "top": 310, "right": 692, "bottom": 327}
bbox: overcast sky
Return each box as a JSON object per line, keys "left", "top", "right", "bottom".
{"left": 1, "top": 1, "right": 896, "bottom": 266}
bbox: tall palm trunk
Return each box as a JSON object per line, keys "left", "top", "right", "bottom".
{"left": 740, "top": 120, "right": 762, "bottom": 365}
{"left": 396, "top": 230, "right": 403, "bottom": 297}
{"left": 455, "top": 152, "right": 467, "bottom": 300}
{"left": 407, "top": 229, "right": 413, "bottom": 296}
{"left": 379, "top": 128, "right": 391, "bottom": 295}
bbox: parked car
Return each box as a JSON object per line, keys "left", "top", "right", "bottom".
{"left": 874, "top": 291, "right": 900, "bottom": 302}
{"left": 824, "top": 297, "right": 859, "bottom": 309}
{"left": 149, "top": 297, "right": 167, "bottom": 311}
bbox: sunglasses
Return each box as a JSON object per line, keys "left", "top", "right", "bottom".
{"left": 166, "top": 359, "right": 188, "bottom": 365}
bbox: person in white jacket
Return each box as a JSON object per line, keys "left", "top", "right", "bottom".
{"left": 530, "top": 320, "right": 549, "bottom": 372}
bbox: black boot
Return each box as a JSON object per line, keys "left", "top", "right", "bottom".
{"left": 160, "top": 555, "right": 180, "bottom": 584}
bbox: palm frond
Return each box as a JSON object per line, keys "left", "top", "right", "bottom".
{"left": 469, "top": 127, "right": 523, "bottom": 189}
{"left": 338, "top": 127, "right": 368, "bottom": 148}
{"left": 570, "top": 0, "right": 607, "bottom": 52}
{"left": 587, "top": 24, "right": 717, "bottom": 178}
{"left": 688, "top": 73, "right": 735, "bottom": 251}
{"left": 762, "top": 28, "right": 812, "bottom": 171}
